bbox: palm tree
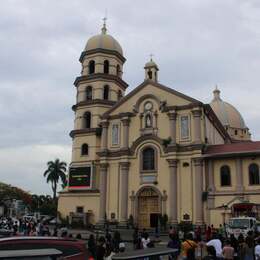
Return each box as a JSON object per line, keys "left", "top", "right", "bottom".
{"left": 43, "top": 159, "right": 67, "bottom": 199}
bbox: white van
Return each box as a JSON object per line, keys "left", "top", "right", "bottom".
{"left": 227, "top": 217, "right": 257, "bottom": 238}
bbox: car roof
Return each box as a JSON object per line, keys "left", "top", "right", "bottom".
{"left": 0, "top": 248, "right": 62, "bottom": 258}
{"left": 0, "top": 236, "right": 78, "bottom": 242}
{"left": 112, "top": 247, "right": 177, "bottom": 259}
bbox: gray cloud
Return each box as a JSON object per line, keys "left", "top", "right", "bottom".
{"left": 1, "top": 0, "right": 260, "bottom": 194}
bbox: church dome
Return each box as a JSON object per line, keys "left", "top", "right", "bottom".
{"left": 144, "top": 59, "right": 158, "bottom": 69}
{"left": 84, "top": 24, "right": 123, "bottom": 56}
{"left": 210, "top": 88, "right": 247, "bottom": 129}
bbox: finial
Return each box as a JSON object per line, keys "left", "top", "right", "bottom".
{"left": 149, "top": 54, "right": 154, "bottom": 61}
{"left": 213, "top": 85, "right": 221, "bottom": 100}
{"left": 101, "top": 16, "right": 107, "bottom": 34}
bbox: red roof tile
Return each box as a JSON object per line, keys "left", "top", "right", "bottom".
{"left": 204, "top": 141, "right": 260, "bottom": 157}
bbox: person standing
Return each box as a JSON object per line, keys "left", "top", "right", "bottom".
{"left": 206, "top": 233, "right": 222, "bottom": 259}
{"left": 88, "top": 234, "right": 97, "bottom": 259}
{"left": 181, "top": 233, "right": 197, "bottom": 260}
{"left": 167, "top": 233, "right": 180, "bottom": 259}
{"left": 132, "top": 228, "right": 139, "bottom": 249}
{"left": 222, "top": 240, "right": 234, "bottom": 260}
{"left": 254, "top": 238, "right": 260, "bottom": 260}
{"left": 203, "top": 246, "right": 217, "bottom": 260}
{"left": 96, "top": 236, "right": 106, "bottom": 260}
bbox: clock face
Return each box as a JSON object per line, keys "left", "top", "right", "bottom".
{"left": 144, "top": 102, "right": 153, "bottom": 110}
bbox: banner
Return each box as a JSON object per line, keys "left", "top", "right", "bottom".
{"left": 69, "top": 166, "right": 92, "bottom": 188}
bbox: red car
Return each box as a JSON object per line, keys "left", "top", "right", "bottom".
{"left": 0, "top": 236, "right": 93, "bottom": 260}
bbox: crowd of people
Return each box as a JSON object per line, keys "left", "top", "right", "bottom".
{"left": 1, "top": 216, "right": 260, "bottom": 260}
{"left": 0, "top": 216, "right": 51, "bottom": 236}
{"left": 165, "top": 225, "right": 260, "bottom": 260}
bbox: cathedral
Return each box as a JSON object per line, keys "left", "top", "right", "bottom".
{"left": 58, "top": 22, "right": 260, "bottom": 228}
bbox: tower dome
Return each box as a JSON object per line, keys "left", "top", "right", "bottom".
{"left": 84, "top": 23, "right": 123, "bottom": 56}
{"left": 210, "top": 87, "right": 250, "bottom": 141}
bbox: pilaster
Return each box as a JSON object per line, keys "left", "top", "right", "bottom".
{"left": 192, "top": 158, "right": 204, "bottom": 226}
{"left": 192, "top": 109, "right": 202, "bottom": 144}
{"left": 119, "top": 162, "right": 130, "bottom": 227}
{"left": 167, "top": 159, "right": 178, "bottom": 225}
{"left": 98, "top": 163, "right": 109, "bottom": 224}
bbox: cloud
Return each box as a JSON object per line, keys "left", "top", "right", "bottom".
{"left": 1, "top": 0, "right": 260, "bottom": 194}
{"left": 0, "top": 144, "right": 71, "bottom": 195}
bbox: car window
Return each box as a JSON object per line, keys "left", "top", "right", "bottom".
{"left": 0, "top": 242, "right": 81, "bottom": 257}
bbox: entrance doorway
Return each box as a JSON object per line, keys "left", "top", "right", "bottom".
{"left": 137, "top": 187, "right": 160, "bottom": 228}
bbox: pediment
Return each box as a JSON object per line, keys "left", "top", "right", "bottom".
{"left": 103, "top": 80, "right": 201, "bottom": 118}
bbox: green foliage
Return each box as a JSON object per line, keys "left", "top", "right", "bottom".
{"left": 128, "top": 214, "right": 134, "bottom": 228}
{"left": 43, "top": 159, "right": 67, "bottom": 199}
{"left": 202, "top": 191, "right": 208, "bottom": 202}
{"left": 95, "top": 128, "right": 102, "bottom": 136}
{"left": 0, "top": 182, "right": 32, "bottom": 206}
{"left": 160, "top": 214, "right": 169, "bottom": 230}
{"left": 162, "top": 137, "right": 172, "bottom": 147}
{"left": 31, "top": 194, "right": 57, "bottom": 216}
{"left": 178, "top": 221, "right": 193, "bottom": 233}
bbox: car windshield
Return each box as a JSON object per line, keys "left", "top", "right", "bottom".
{"left": 229, "top": 219, "right": 250, "bottom": 229}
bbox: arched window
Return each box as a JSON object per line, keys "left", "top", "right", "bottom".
{"left": 148, "top": 70, "right": 152, "bottom": 79}
{"left": 220, "top": 165, "right": 231, "bottom": 186}
{"left": 249, "top": 163, "right": 259, "bottom": 185}
{"left": 116, "top": 64, "right": 120, "bottom": 77}
{"left": 142, "top": 147, "right": 155, "bottom": 171}
{"left": 104, "top": 60, "right": 109, "bottom": 74}
{"left": 88, "top": 60, "right": 95, "bottom": 74}
{"left": 83, "top": 112, "right": 91, "bottom": 128}
{"left": 103, "top": 85, "right": 109, "bottom": 100}
{"left": 81, "top": 144, "right": 89, "bottom": 155}
{"left": 117, "top": 90, "right": 122, "bottom": 100}
{"left": 86, "top": 86, "right": 92, "bottom": 100}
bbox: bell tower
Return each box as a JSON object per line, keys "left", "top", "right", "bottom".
{"left": 144, "top": 56, "right": 159, "bottom": 82}
{"left": 69, "top": 21, "right": 128, "bottom": 190}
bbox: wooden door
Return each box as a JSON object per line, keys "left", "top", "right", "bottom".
{"left": 138, "top": 188, "right": 160, "bottom": 228}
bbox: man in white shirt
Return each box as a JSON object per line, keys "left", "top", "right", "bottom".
{"left": 255, "top": 238, "right": 260, "bottom": 260}
{"left": 206, "top": 234, "right": 222, "bottom": 258}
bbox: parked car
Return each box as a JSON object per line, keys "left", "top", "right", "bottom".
{"left": 0, "top": 236, "right": 91, "bottom": 260}
{"left": 0, "top": 248, "right": 62, "bottom": 259}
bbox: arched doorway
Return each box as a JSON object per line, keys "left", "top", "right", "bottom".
{"left": 137, "top": 187, "right": 161, "bottom": 228}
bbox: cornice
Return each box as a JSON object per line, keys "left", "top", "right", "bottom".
{"left": 74, "top": 74, "right": 128, "bottom": 90}
{"left": 70, "top": 128, "right": 101, "bottom": 138}
{"left": 72, "top": 99, "right": 117, "bottom": 111}
{"left": 79, "top": 49, "right": 126, "bottom": 63}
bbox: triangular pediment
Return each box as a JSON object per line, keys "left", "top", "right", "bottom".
{"left": 103, "top": 80, "right": 202, "bottom": 117}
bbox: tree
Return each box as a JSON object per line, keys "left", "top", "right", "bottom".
{"left": 43, "top": 159, "right": 67, "bottom": 199}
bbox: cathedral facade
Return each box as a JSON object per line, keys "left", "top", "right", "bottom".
{"left": 58, "top": 23, "right": 260, "bottom": 228}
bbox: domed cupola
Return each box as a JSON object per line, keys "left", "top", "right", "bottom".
{"left": 144, "top": 56, "right": 159, "bottom": 82}
{"left": 84, "top": 22, "right": 123, "bottom": 56}
{"left": 210, "top": 87, "right": 251, "bottom": 141}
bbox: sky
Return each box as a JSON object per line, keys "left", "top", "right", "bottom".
{"left": 1, "top": 0, "right": 260, "bottom": 195}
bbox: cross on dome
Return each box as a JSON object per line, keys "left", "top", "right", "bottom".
{"left": 101, "top": 16, "right": 107, "bottom": 34}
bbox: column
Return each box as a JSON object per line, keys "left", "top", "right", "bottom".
{"left": 100, "top": 120, "right": 109, "bottom": 151}
{"left": 193, "top": 158, "right": 204, "bottom": 225}
{"left": 121, "top": 118, "right": 130, "bottom": 149}
{"left": 207, "top": 160, "right": 215, "bottom": 192}
{"left": 236, "top": 158, "right": 244, "bottom": 192}
{"left": 207, "top": 160, "right": 215, "bottom": 210}
{"left": 98, "top": 163, "right": 109, "bottom": 224}
{"left": 167, "top": 159, "right": 178, "bottom": 225}
{"left": 192, "top": 109, "right": 202, "bottom": 144}
{"left": 167, "top": 112, "right": 177, "bottom": 145}
{"left": 119, "top": 162, "right": 130, "bottom": 226}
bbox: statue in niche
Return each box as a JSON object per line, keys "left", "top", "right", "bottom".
{"left": 145, "top": 114, "right": 152, "bottom": 128}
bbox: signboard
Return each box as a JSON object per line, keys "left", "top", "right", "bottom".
{"left": 69, "top": 166, "right": 92, "bottom": 189}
